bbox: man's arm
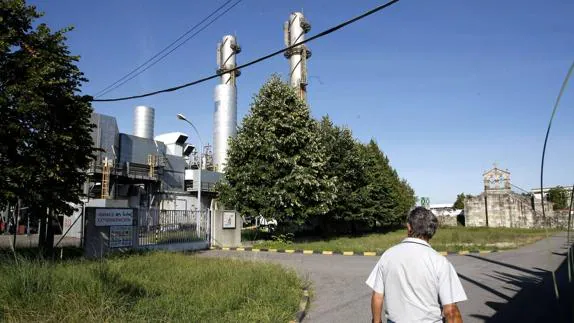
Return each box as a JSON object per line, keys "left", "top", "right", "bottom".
{"left": 442, "top": 303, "right": 462, "bottom": 323}
{"left": 371, "top": 291, "right": 384, "bottom": 323}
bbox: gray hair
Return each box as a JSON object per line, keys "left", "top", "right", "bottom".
{"left": 407, "top": 207, "right": 438, "bottom": 240}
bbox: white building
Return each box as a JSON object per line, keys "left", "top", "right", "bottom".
{"left": 530, "top": 186, "right": 573, "bottom": 201}
{"left": 429, "top": 204, "right": 462, "bottom": 217}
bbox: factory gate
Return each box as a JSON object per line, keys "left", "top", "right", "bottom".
{"left": 137, "top": 208, "right": 209, "bottom": 250}
{"left": 83, "top": 207, "right": 209, "bottom": 259}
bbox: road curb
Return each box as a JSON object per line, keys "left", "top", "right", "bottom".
{"left": 210, "top": 246, "right": 500, "bottom": 256}
{"left": 289, "top": 288, "right": 310, "bottom": 323}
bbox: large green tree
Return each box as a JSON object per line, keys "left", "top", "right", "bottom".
{"left": 218, "top": 75, "right": 335, "bottom": 230}
{"left": 315, "top": 116, "right": 368, "bottom": 234}
{"left": 358, "top": 140, "right": 415, "bottom": 228}
{"left": 0, "top": 0, "right": 95, "bottom": 253}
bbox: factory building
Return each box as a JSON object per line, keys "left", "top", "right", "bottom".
{"left": 61, "top": 12, "right": 312, "bottom": 247}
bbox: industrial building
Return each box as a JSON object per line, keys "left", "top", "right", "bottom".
{"left": 58, "top": 12, "right": 312, "bottom": 248}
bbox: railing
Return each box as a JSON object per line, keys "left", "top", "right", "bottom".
{"left": 185, "top": 181, "right": 217, "bottom": 192}
{"left": 137, "top": 209, "right": 208, "bottom": 245}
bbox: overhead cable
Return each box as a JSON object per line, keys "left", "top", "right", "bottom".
{"left": 94, "top": 0, "right": 243, "bottom": 98}
{"left": 92, "top": 0, "right": 401, "bottom": 102}
{"left": 539, "top": 59, "right": 574, "bottom": 300}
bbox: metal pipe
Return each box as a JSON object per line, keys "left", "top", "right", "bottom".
{"left": 284, "top": 12, "right": 311, "bottom": 102}
{"left": 133, "top": 106, "right": 155, "bottom": 139}
{"left": 567, "top": 183, "right": 574, "bottom": 244}
{"left": 214, "top": 35, "right": 240, "bottom": 172}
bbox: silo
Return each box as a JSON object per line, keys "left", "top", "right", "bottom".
{"left": 213, "top": 35, "right": 241, "bottom": 172}
{"left": 133, "top": 105, "right": 155, "bottom": 139}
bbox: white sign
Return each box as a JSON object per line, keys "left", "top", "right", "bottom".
{"left": 223, "top": 211, "right": 236, "bottom": 229}
{"left": 109, "top": 226, "right": 133, "bottom": 248}
{"left": 95, "top": 208, "right": 133, "bottom": 226}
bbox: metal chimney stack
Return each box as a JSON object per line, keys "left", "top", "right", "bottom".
{"left": 133, "top": 105, "right": 155, "bottom": 139}
{"left": 213, "top": 35, "right": 241, "bottom": 172}
{"left": 284, "top": 12, "right": 311, "bottom": 102}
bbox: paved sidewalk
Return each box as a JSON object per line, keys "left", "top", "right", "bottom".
{"left": 200, "top": 232, "right": 571, "bottom": 322}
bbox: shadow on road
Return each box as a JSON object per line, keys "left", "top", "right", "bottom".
{"left": 460, "top": 254, "right": 572, "bottom": 322}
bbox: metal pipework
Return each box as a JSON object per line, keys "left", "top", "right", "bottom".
{"left": 216, "top": 35, "right": 241, "bottom": 85}
{"left": 284, "top": 12, "right": 311, "bottom": 101}
{"left": 214, "top": 35, "right": 240, "bottom": 172}
{"left": 133, "top": 105, "right": 155, "bottom": 139}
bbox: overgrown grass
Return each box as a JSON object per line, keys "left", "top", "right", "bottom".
{"left": 0, "top": 252, "right": 303, "bottom": 322}
{"left": 252, "top": 227, "right": 560, "bottom": 253}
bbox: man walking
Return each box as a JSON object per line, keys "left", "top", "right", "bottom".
{"left": 366, "top": 207, "right": 467, "bottom": 323}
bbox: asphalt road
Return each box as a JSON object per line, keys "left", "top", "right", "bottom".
{"left": 200, "top": 232, "right": 572, "bottom": 323}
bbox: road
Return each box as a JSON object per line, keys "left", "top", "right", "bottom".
{"left": 201, "top": 233, "right": 572, "bottom": 322}
{"left": 0, "top": 233, "right": 81, "bottom": 248}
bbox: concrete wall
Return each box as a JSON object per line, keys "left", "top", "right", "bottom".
{"left": 437, "top": 215, "right": 458, "bottom": 227}
{"left": 83, "top": 207, "right": 138, "bottom": 259}
{"left": 210, "top": 200, "right": 242, "bottom": 247}
{"left": 537, "top": 209, "right": 572, "bottom": 229}
{"left": 211, "top": 210, "right": 242, "bottom": 247}
{"left": 465, "top": 192, "right": 558, "bottom": 228}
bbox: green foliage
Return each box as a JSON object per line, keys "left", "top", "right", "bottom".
{"left": 453, "top": 193, "right": 466, "bottom": 209}
{"left": 547, "top": 186, "right": 568, "bottom": 210}
{"left": 357, "top": 140, "right": 415, "bottom": 229}
{"left": 315, "top": 116, "right": 368, "bottom": 233}
{"left": 271, "top": 232, "right": 295, "bottom": 244}
{"left": 217, "top": 75, "right": 335, "bottom": 229}
{"left": 0, "top": 0, "right": 95, "bottom": 217}
{"left": 0, "top": 252, "right": 303, "bottom": 322}
{"left": 218, "top": 76, "right": 416, "bottom": 235}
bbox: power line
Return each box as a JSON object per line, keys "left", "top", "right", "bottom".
{"left": 94, "top": 0, "right": 241, "bottom": 98}
{"left": 96, "top": 0, "right": 243, "bottom": 98}
{"left": 538, "top": 59, "right": 574, "bottom": 301}
{"left": 92, "top": 0, "right": 401, "bottom": 102}
{"left": 540, "top": 60, "right": 574, "bottom": 219}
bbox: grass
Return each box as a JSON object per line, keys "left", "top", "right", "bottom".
{"left": 251, "top": 227, "right": 560, "bottom": 253}
{"left": 0, "top": 252, "right": 303, "bottom": 322}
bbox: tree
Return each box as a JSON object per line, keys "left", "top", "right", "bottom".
{"left": 315, "top": 116, "right": 368, "bottom": 234}
{"left": 357, "top": 140, "right": 415, "bottom": 229}
{"left": 547, "top": 186, "right": 568, "bottom": 210}
{"left": 0, "top": 0, "right": 95, "bottom": 255}
{"left": 453, "top": 193, "right": 466, "bottom": 209}
{"left": 217, "top": 75, "right": 335, "bottom": 231}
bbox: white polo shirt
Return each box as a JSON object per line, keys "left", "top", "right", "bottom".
{"left": 366, "top": 237, "right": 467, "bottom": 323}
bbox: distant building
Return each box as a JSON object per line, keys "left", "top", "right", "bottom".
{"left": 530, "top": 186, "right": 573, "bottom": 201}
{"left": 429, "top": 204, "right": 462, "bottom": 217}
{"left": 464, "top": 165, "right": 568, "bottom": 228}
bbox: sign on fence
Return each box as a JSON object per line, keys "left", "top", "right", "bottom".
{"left": 95, "top": 208, "right": 133, "bottom": 226}
{"left": 110, "top": 226, "right": 133, "bottom": 248}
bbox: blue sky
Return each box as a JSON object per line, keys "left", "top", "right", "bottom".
{"left": 29, "top": 0, "right": 574, "bottom": 204}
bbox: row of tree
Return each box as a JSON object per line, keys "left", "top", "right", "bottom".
{"left": 217, "top": 76, "right": 415, "bottom": 235}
